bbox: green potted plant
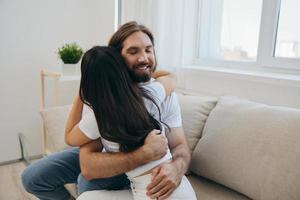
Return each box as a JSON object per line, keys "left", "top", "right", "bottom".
{"left": 58, "top": 43, "right": 83, "bottom": 75}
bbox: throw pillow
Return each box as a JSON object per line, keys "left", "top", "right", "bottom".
{"left": 177, "top": 93, "right": 217, "bottom": 152}
{"left": 40, "top": 105, "right": 72, "bottom": 153}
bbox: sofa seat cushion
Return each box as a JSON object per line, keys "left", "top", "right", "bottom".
{"left": 64, "top": 183, "right": 78, "bottom": 198}
{"left": 190, "top": 96, "right": 300, "bottom": 200}
{"left": 188, "top": 174, "right": 251, "bottom": 200}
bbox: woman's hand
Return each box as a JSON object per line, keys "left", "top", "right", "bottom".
{"left": 142, "top": 129, "right": 169, "bottom": 162}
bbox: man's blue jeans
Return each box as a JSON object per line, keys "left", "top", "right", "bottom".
{"left": 21, "top": 147, "right": 129, "bottom": 200}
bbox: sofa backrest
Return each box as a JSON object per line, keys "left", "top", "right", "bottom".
{"left": 40, "top": 92, "right": 218, "bottom": 154}
{"left": 190, "top": 96, "right": 300, "bottom": 200}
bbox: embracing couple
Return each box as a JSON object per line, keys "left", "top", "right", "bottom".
{"left": 22, "top": 21, "right": 197, "bottom": 200}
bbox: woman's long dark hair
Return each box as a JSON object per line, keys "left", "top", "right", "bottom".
{"left": 79, "top": 46, "right": 163, "bottom": 152}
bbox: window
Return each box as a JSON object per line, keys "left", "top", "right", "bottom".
{"left": 198, "top": 0, "right": 262, "bottom": 62}
{"left": 275, "top": 0, "right": 300, "bottom": 59}
{"left": 196, "top": 0, "right": 300, "bottom": 70}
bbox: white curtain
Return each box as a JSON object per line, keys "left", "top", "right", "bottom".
{"left": 121, "top": 0, "right": 198, "bottom": 71}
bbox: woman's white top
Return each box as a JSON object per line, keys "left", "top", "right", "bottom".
{"left": 79, "top": 81, "right": 178, "bottom": 178}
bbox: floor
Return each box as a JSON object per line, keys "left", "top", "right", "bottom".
{"left": 0, "top": 161, "right": 37, "bottom": 200}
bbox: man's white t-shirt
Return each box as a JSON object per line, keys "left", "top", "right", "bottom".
{"left": 79, "top": 80, "right": 182, "bottom": 178}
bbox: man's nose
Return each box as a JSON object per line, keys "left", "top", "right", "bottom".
{"left": 138, "top": 52, "right": 148, "bottom": 63}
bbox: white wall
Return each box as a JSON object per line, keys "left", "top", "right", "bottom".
{"left": 178, "top": 67, "right": 300, "bottom": 109}
{"left": 0, "top": 0, "right": 115, "bottom": 163}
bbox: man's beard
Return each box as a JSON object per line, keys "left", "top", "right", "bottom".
{"left": 128, "top": 65, "right": 154, "bottom": 83}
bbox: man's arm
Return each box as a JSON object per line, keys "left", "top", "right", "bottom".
{"left": 80, "top": 129, "right": 169, "bottom": 180}
{"left": 146, "top": 127, "right": 191, "bottom": 200}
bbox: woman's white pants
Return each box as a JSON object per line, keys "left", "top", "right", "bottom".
{"left": 129, "top": 174, "right": 197, "bottom": 200}
{"left": 77, "top": 175, "right": 197, "bottom": 200}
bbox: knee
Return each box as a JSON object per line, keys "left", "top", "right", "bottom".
{"left": 21, "top": 163, "right": 46, "bottom": 193}
{"left": 21, "top": 166, "right": 36, "bottom": 193}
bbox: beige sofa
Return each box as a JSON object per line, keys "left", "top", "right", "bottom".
{"left": 40, "top": 92, "right": 300, "bottom": 200}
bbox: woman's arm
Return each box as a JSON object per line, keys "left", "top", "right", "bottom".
{"left": 152, "top": 70, "right": 172, "bottom": 79}
{"left": 65, "top": 94, "right": 92, "bottom": 146}
{"left": 153, "top": 70, "right": 177, "bottom": 96}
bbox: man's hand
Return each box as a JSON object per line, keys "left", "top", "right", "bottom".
{"left": 146, "top": 162, "right": 181, "bottom": 200}
{"left": 146, "top": 127, "right": 191, "bottom": 199}
{"left": 143, "top": 130, "right": 169, "bottom": 162}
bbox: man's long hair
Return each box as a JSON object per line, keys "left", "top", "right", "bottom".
{"left": 79, "top": 46, "right": 162, "bottom": 152}
{"left": 108, "top": 21, "right": 157, "bottom": 71}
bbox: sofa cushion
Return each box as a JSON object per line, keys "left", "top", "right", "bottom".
{"left": 188, "top": 174, "right": 250, "bottom": 200}
{"left": 40, "top": 105, "right": 72, "bottom": 153}
{"left": 190, "top": 96, "right": 300, "bottom": 200}
{"left": 177, "top": 93, "right": 217, "bottom": 152}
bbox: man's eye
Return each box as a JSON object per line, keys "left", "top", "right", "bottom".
{"left": 128, "top": 51, "right": 137, "bottom": 55}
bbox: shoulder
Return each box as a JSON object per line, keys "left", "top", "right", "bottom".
{"left": 79, "top": 104, "right": 100, "bottom": 140}
{"left": 141, "top": 80, "right": 166, "bottom": 103}
{"left": 161, "top": 92, "right": 182, "bottom": 128}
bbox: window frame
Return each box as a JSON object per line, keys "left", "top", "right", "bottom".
{"left": 194, "top": 0, "right": 300, "bottom": 72}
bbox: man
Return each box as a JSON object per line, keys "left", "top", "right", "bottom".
{"left": 22, "top": 21, "right": 190, "bottom": 200}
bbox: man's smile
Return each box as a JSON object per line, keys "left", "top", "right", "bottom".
{"left": 134, "top": 64, "right": 151, "bottom": 73}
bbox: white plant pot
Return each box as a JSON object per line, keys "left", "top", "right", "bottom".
{"left": 62, "top": 63, "right": 80, "bottom": 76}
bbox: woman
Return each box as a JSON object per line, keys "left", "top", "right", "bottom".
{"left": 65, "top": 46, "right": 196, "bottom": 199}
